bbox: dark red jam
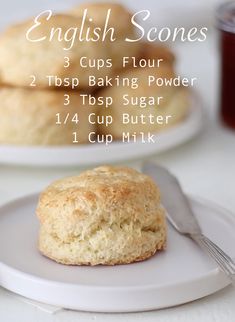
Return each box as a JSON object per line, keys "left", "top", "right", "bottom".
{"left": 217, "top": 2, "right": 235, "bottom": 129}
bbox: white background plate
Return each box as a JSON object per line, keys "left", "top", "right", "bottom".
{"left": 0, "top": 194, "right": 233, "bottom": 312}
{"left": 0, "top": 91, "right": 204, "bottom": 167}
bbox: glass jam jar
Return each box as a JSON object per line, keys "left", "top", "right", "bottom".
{"left": 217, "top": 2, "right": 235, "bottom": 129}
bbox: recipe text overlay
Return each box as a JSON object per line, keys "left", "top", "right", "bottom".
{"left": 26, "top": 9, "right": 201, "bottom": 144}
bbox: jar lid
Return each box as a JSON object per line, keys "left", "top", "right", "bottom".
{"left": 217, "top": 1, "right": 235, "bottom": 33}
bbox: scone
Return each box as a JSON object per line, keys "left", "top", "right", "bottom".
{"left": 69, "top": 2, "right": 142, "bottom": 70}
{"left": 0, "top": 14, "right": 112, "bottom": 89}
{"left": 0, "top": 87, "right": 95, "bottom": 145}
{"left": 37, "top": 166, "right": 166, "bottom": 265}
{"left": 98, "top": 65, "right": 190, "bottom": 139}
{"left": 139, "top": 42, "right": 175, "bottom": 66}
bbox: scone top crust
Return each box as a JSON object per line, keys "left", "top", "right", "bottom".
{"left": 37, "top": 166, "right": 160, "bottom": 222}
{"left": 69, "top": 2, "right": 142, "bottom": 71}
{"left": 70, "top": 2, "right": 133, "bottom": 36}
{"left": 0, "top": 14, "right": 111, "bottom": 87}
{"left": 0, "top": 14, "right": 92, "bottom": 51}
{"left": 37, "top": 166, "right": 162, "bottom": 242}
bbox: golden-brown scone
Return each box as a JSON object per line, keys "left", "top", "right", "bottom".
{"left": 0, "top": 14, "right": 112, "bottom": 89}
{"left": 37, "top": 166, "right": 166, "bottom": 266}
{"left": 69, "top": 2, "right": 142, "bottom": 70}
{"left": 0, "top": 87, "right": 95, "bottom": 145}
{"left": 98, "top": 65, "right": 190, "bottom": 139}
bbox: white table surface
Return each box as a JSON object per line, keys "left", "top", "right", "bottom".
{"left": 1, "top": 0, "right": 235, "bottom": 321}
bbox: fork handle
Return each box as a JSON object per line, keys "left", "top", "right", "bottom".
{"left": 190, "top": 233, "right": 235, "bottom": 285}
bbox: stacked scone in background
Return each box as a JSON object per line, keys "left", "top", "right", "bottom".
{"left": 0, "top": 2, "right": 189, "bottom": 146}
{"left": 0, "top": 12, "right": 111, "bottom": 145}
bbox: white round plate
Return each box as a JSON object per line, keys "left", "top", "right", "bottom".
{"left": 0, "top": 91, "right": 204, "bottom": 167}
{"left": 0, "top": 194, "right": 233, "bottom": 312}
